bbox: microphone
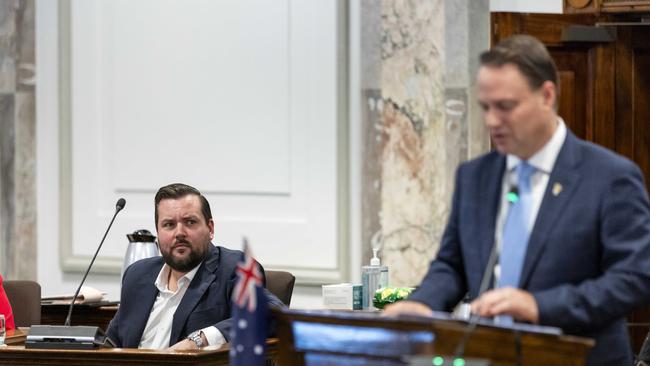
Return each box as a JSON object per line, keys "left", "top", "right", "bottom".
{"left": 453, "top": 236, "right": 500, "bottom": 359}
{"left": 26, "top": 198, "right": 126, "bottom": 349}
{"left": 453, "top": 184, "right": 519, "bottom": 360}
{"left": 64, "top": 197, "right": 126, "bottom": 326}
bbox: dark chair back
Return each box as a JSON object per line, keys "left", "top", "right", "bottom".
{"left": 4, "top": 280, "right": 41, "bottom": 327}
{"left": 265, "top": 270, "right": 295, "bottom": 306}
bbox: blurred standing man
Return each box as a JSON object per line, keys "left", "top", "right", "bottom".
{"left": 385, "top": 35, "right": 650, "bottom": 365}
{"left": 107, "top": 183, "right": 282, "bottom": 350}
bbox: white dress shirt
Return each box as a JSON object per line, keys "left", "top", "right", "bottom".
{"left": 138, "top": 263, "right": 225, "bottom": 349}
{"left": 493, "top": 118, "right": 567, "bottom": 284}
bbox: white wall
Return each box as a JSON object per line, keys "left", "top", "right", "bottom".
{"left": 38, "top": 0, "right": 153, "bottom": 303}
{"left": 36, "top": 0, "right": 360, "bottom": 310}
{"left": 490, "top": 0, "right": 563, "bottom": 13}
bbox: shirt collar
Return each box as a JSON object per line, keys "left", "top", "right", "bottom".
{"left": 506, "top": 117, "right": 567, "bottom": 174}
{"left": 154, "top": 261, "right": 202, "bottom": 293}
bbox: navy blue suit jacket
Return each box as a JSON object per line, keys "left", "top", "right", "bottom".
{"left": 409, "top": 131, "right": 650, "bottom": 365}
{"left": 106, "top": 244, "right": 283, "bottom": 348}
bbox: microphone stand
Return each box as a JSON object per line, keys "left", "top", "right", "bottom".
{"left": 65, "top": 199, "right": 125, "bottom": 326}
{"left": 453, "top": 237, "right": 500, "bottom": 359}
{"left": 26, "top": 198, "right": 125, "bottom": 350}
{"left": 454, "top": 184, "right": 521, "bottom": 362}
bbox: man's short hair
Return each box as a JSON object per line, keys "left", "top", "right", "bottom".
{"left": 480, "top": 34, "right": 558, "bottom": 94}
{"left": 154, "top": 183, "right": 212, "bottom": 227}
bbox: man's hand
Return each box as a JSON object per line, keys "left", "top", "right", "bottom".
{"left": 169, "top": 339, "right": 198, "bottom": 351}
{"left": 382, "top": 300, "right": 433, "bottom": 317}
{"left": 470, "top": 287, "right": 539, "bottom": 323}
{"left": 168, "top": 332, "right": 208, "bottom": 351}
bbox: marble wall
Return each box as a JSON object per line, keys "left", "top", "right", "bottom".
{"left": 360, "top": 0, "right": 489, "bottom": 287}
{"left": 0, "top": 0, "right": 36, "bottom": 280}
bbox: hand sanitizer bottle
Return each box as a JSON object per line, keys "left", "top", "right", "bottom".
{"left": 361, "top": 248, "right": 389, "bottom": 309}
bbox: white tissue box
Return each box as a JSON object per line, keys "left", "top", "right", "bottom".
{"left": 322, "top": 283, "right": 362, "bottom": 310}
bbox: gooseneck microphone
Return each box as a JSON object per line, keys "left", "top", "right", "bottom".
{"left": 453, "top": 235, "right": 500, "bottom": 359}
{"left": 453, "top": 185, "right": 519, "bottom": 360}
{"left": 64, "top": 197, "right": 126, "bottom": 326}
{"left": 26, "top": 198, "right": 125, "bottom": 350}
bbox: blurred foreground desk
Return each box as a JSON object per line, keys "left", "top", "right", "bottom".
{"left": 274, "top": 308, "right": 594, "bottom": 366}
{"left": 0, "top": 337, "right": 278, "bottom": 366}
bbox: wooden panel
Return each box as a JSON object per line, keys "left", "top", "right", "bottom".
{"left": 590, "top": 45, "right": 617, "bottom": 150}
{"left": 554, "top": 53, "right": 589, "bottom": 140}
{"left": 631, "top": 38, "right": 650, "bottom": 193}
{"left": 557, "top": 71, "right": 577, "bottom": 133}
{"left": 614, "top": 26, "right": 636, "bottom": 161}
{"left": 614, "top": 26, "right": 650, "bottom": 193}
{"left": 602, "top": 0, "right": 650, "bottom": 12}
{"left": 565, "top": 0, "right": 650, "bottom": 13}
{"left": 491, "top": 12, "right": 601, "bottom": 46}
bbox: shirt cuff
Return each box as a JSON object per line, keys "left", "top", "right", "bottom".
{"left": 201, "top": 326, "right": 226, "bottom": 347}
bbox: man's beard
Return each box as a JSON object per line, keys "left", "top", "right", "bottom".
{"left": 161, "top": 240, "right": 210, "bottom": 273}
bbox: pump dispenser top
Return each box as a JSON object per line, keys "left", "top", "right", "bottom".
{"left": 370, "top": 248, "right": 380, "bottom": 266}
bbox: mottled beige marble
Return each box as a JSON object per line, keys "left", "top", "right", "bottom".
{"left": 0, "top": 0, "right": 18, "bottom": 93}
{"left": 17, "top": 0, "right": 35, "bottom": 92}
{"left": 379, "top": 102, "right": 441, "bottom": 286}
{"left": 379, "top": 0, "right": 448, "bottom": 287}
{"left": 0, "top": 0, "right": 36, "bottom": 280}
{"left": 360, "top": 0, "right": 490, "bottom": 287}
{"left": 13, "top": 91, "right": 36, "bottom": 279}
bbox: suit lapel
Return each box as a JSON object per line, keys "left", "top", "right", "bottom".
{"left": 127, "top": 265, "right": 160, "bottom": 347}
{"left": 168, "top": 246, "right": 220, "bottom": 345}
{"left": 479, "top": 154, "right": 506, "bottom": 286}
{"left": 519, "top": 132, "right": 582, "bottom": 288}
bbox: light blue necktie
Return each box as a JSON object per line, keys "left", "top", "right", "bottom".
{"left": 496, "top": 161, "right": 535, "bottom": 325}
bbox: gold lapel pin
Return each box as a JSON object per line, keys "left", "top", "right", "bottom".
{"left": 552, "top": 182, "right": 563, "bottom": 196}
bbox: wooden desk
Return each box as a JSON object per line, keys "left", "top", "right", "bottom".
{"left": 0, "top": 337, "right": 278, "bottom": 366}
{"left": 41, "top": 303, "right": 118, "bottom": 330}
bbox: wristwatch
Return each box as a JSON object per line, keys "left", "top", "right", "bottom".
{"left": 187, "top": 330, "right": 204, "bottom": 348}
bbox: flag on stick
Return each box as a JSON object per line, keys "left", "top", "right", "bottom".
{"left": 229, "top": 238, "right": 268, "bottom": 366}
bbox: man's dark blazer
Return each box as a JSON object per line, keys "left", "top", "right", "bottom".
{"left": 106, "top": 244, "right": 283, "bottom": 348}
{"left": 409, "top": 130, "right": 650, "bottom": 365}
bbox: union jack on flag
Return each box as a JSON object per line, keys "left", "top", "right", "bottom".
{"left": 233, "top": 242, "right": 264, "bottom": 311}
{"left": 230, "top": 239, "right": 268, "bottom": 366}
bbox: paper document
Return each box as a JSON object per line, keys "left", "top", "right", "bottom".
{"left": 41, "top": 286, "right": 107, "bottom": 305}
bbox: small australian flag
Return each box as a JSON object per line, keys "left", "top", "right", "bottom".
{"left": 229, "top": 240, "right": 268, "bottom": 366}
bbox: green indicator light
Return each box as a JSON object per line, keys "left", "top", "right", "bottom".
{"left": 453, "top": 358, "right": 466, "bottom": 366}
{"left": 507, "top": 191, "right": 519, "bottom": 203}
{"left": 432, "top": 356, "right": 444, "bottom": 366}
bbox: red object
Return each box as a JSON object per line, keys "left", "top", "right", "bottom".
{"left": 0, "top": 275, "right": 15, "bottom": 330}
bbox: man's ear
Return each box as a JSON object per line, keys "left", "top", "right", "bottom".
{"left": 208, "top": 219, "right": 215, "bottom": 239}
{"left": 541, "top": 80, "right": 557, "bottom": 109}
